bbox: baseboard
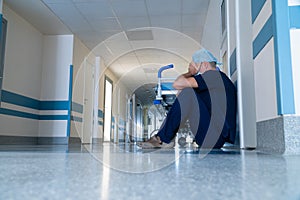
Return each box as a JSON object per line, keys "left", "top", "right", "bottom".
{"left": 92, "top": 138, "right": 103, "bottom": 144}
{"left": 69, "top": 137, "right": 82, "bottom": 144}
{"left": 0, "top": 135, "right": 69, "bottom": 145}
{"left": 0, "top": 136, "right": 38, "bottom": 145}
{"left": 38, "top": 137, "right": 69, "bottom": 145}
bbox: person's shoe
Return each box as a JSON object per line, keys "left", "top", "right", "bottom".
{"left": 137, "top": 135, "right": 175, "bottom": 149}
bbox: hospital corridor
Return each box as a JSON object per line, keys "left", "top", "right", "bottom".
{"left": 0, "top": 0, "right": 300, "bottom": 199}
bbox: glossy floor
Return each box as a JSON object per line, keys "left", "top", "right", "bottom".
{"left": 0, "top": 143, "right": 300, "bottom": 200}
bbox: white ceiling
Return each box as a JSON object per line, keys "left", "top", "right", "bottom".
{"left": 40, "top": 0, "right": 209, "bottom": 49}
{"left": 3, "top": 0, "right": 211, "bottom": 106}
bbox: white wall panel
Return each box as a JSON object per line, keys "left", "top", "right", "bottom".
{"left": 38, "top": 121, "right": 68, "bottom": 137}
{"left": 41, "top": 35, "right": 73, "bottom": 100}
{"left": 254, "top": 39, "right": 278, "bottom": 121}
{"left": 2, "top": 5, "right": 43, "bottom": 99}
{"left": 290, "top": 29, "right": 300, "bottom": 114}
{"left": 0, "top": 116, "right": 38, "bottom": 136}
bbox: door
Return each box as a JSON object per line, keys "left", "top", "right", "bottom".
{"left": 82, "top": 58, "right": 94, "bottom": 144}
{"left": 103, "top": 76, "right": 113, "bottom": 142}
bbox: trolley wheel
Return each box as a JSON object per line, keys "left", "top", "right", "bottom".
{"left": 178, "top": 137, "right": 187, "bottom": 147}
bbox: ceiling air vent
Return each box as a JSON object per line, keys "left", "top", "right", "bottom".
{"left": 125, "top": 30, "right": 154, "bottom": 41}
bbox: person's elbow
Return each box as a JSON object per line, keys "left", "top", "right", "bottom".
{"left": 173, "top": 81, "right": 183, "bottom": 90}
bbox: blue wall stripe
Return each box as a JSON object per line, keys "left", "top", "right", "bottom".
{"left": 0, "top": 107, "right": 69, "bottom": 120}
{"left": 0, "top": 90, "right": 71, "bottom": 120}
{"left": 1, "top": 90, "right": 40, "bottom": 109}
{"left": 253, "top": 15, "right": 273, "bottom": 59}
{"left": 272, "top": 0, "right": 295, "bottom": 114}
{"left": 251, "top": 0, "right": 267, "bottom": 24}
{"left": 98, "top": 109, "right": 103, "bottom": 118}
{"left": 72, "top": 102, "right": 83, "bottom": 113}
{"left": 1, "top": 90, "right": 69, "bottom": 110}
{"left": 39, "top": 115, "right": 68, "bottom": 120}
{"left": 39, "top": 101, "right": 69, "bottom": 110}
{"left": 289, "top": 6, "right": 300, "bottom": 29}
{"left": 0, "top": 107, "right": 39, "bottom": 119}
{"left": 0, "top": 89, "right": 106, "bottom": 123}
{"left": 230, "top": 49, "right": 237, "bottom": 76}
{"left": 71, "top": 115, "right": 82, "bottom": 122}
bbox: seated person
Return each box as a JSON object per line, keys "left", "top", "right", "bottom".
{"left": 138, "top": 48, "right": 237, "bottom": 149}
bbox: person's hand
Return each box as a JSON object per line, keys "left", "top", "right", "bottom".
{"left": 188, "top": 62, "right": 199, "bottom": 75}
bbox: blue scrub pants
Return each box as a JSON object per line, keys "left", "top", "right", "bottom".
{"left": 157, "top": 88, "right": 225, "bottom": 149}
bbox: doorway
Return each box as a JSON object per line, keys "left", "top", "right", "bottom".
{"left": 0, "top": 16, "right": 7, "bottom": 107}
{"left": 103, "top": 76, "right": 113, "bottom": 142}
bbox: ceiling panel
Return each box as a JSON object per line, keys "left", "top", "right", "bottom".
{"left": 121, "top": 73, "right": 143, "bottom": 87}
{"left": 146, "top": 0, "right": 181, "bottom": 16}
{"left": 42, "top": 0, "right": 73, "bottom": 4}
{"left": 116, "top": 54, "right": 140, "bottom": 70}
{"left": 109, "top": 62, "right": 128, "bottom": 78}
{"left": 111, "top": 0, "right": 148, "bottom": 17}
{"left": 45, "top": 3, "right": 78, "bottom": 18}
{"left": 4, "top": 0, "right": 71, "bottom": 35}
{"left": 118, "top": 17, "right": 150, "bottom": 31}
{"left": 104, "top": 40, "right": 132, "bottom": 59}
{"left": 76, "top": 30, "right": 103, "bottom": 43}
{"left": 74, "top": 2, "right": 115, "bottom": 19}
{"left": 60, "top": 16, "right": 92, "bottom": 32}
{"left": 96, "top": 30, "right": 122, "bottom": 41}
{"left": 72, "top": 0, "right": 108, "bottom": 2}
{"left": 90, "top": 18, "right": 122, "bottom": 32}
{"left": 182, "top": 14, "right": 205, "bottom": 28}
{"left": 44, "top": 3, "right": 94, "bottom": 32}
{"left": 182, "top": 0, "right": 210, "bottom": 14}
{"left": 150, "top": 15, "right": 181, "bottom": 30}
{"left": 134, "top": 49, "right": 182, "bottom": 65}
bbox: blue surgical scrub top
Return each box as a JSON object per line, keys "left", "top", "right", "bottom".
{"left": 193, "top": 70, "right": 237, "bottom": 143}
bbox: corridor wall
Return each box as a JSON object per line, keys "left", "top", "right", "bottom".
{"left": 71, "top": 37, "right": 131, "bottom": 144}
{"left": 0, "top": 5, "right": 42, "bottom": 141}
{"left": 0, "top": 4, "right": 73, "bottom": 144}
{"left": 252, "top": 0, "right": 300, "bottom": 154}
{"left": 203, "top": 0, "right": 300, "bottom": 153}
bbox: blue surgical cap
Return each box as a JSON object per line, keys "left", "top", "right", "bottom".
{"left": 192, "top": 48, "right": 218, "bottom": 64}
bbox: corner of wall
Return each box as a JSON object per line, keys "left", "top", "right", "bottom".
{"left": 257, "top": 115, "right": 300, "bottom": 155}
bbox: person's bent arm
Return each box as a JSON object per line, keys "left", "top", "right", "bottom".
{"left": 173, "top": 72, "right": 198, "bottom": 90}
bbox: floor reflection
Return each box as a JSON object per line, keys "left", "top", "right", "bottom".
{"left": 0, "top": 143, "right": 299, "bottom": 199}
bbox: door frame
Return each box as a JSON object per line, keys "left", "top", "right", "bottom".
{"left": 103, "top": 75, "right": 113, "bottom": 142}
{"left": 0, "top": 16, "right": 7, "bottom": 107}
